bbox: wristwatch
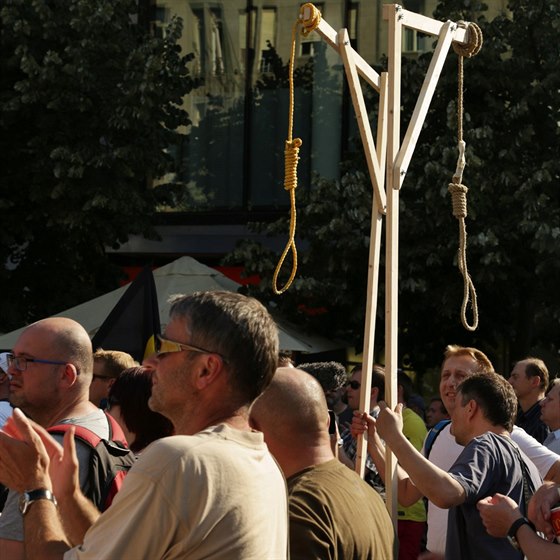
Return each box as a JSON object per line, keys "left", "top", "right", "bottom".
{"left": 506, "top": 516, "right": 533, "bottom": 550}
{"left": 18, "top": 489, "right": 57, "bottom": 516}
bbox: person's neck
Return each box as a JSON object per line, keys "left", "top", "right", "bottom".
{"left": 277, "top": 438, "right": 334, "bottom": 479}
{"left": 30, "top": 395, "right": 98, "bottom": 428}
{"left": 174, "top": 405, "right": 251, "bottom": 436}
{"left": 518, "top": 392, "right": 544, "bottom": 413}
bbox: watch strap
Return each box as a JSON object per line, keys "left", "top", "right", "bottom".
{"left": 506, "top": 516, "right": 534, "bottom": 551}
{"left": 19, "top": 488, "right": 57, "bottom": 516}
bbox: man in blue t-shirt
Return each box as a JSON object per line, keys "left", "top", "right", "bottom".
{"left": 364, "top": 372, "right": 542, "bottom": 560}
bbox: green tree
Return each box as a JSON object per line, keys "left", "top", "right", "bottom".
{"left": 227, "top": 0, "right": 560, "bottom": 378}
{"left": 0, "top": 0, "right": 198, "bottom": 330}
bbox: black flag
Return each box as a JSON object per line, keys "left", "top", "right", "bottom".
{"left": 92, "top": 267, "right": 160, "bottom": 362}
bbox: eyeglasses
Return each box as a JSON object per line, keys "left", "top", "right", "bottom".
{"left": 155, "top": 334, "right": 228, "bottom": 363}
{"left": 7, "top": 353, "right": 67, "bottom": 372}
{"left": 347, "top": 380, "right": 361, "bottom": 390}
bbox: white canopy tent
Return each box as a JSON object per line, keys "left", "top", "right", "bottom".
{"left": 0, "top": 256, "right": 341, "bottom": 354}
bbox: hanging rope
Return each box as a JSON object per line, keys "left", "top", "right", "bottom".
{"left": 272, "top": 3, "right": 321, "bottom": 295}
{"left": 448, "top": 21, "right": 482, "bottom": 331}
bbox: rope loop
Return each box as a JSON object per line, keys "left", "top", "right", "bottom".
{"left": 452, "top": 21, "right": 483, "bottom": 58}
{"left": 299, "top": 3, "right": 322, "bottom": 37}
{"left": 449, "top": 22, "right": 481, "bottom": 331}
{"left": 273, "top": 8, "right": 316, "bottom": 295}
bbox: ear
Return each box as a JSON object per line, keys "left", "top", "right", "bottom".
{"left": 61, "top": 363, "right": 79, "bottom": 387}
{"left": 371, "top": 386, "right": 379, "bottom": 401}
{"left": 529, "top": 376, "right": 541, "bottom": 389}
{"left": 193, "top": 354, "right": 225, "bottom": 390}
{"left": 465, "top": 398, "right": 478, "bottom": 420}
{"left": 107, "top": 378, "right": 116, "bottom": 390}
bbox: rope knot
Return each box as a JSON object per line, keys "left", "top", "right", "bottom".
{"left": 284, "top": 138, "right": 302, "bottom": 191}
{"left": 448, "top": 182, "right": 468, "bottom": 219}
{"left": 299, "top": 3, "right": 322, "bottom": 37}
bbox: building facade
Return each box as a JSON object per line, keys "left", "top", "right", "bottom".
{"left": 111, "top": 0, "right": 506, "bottom": 267}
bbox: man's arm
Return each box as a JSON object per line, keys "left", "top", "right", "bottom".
{"left": 375, "top": 403, "right": 465, "bottom": 509}
{"left": 24, "top": 500, "right": 70, "bottom": 560}
{"left": 0, "top": 410, "right": 71, "bottom": 559}
{"left": 527, "top": 480, "right": 560, "bottom": 540}
{"left": 543, "top": 459, "right": 560, "bottom": 483}
{"left": 478, "top": 494, "right": 558, "bottom": 560}
{"left": 51, "top": 428, "right": 101, "bottom": 545}
{"left": 363, "top": 427, "right": 424, "bottom": 507}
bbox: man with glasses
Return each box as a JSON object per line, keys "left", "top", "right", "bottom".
{"left": 0, "top": 291, "right": 288, "bottom": 559}
{"left": 0, "top": 317, "right": 115, "bottom": 560}
{"left": 89, "top": 349, "right": 136, "bottom": 408}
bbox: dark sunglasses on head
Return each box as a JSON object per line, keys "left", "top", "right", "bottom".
{"left": 347, "top": 380, "right": 361, "bottom": 390}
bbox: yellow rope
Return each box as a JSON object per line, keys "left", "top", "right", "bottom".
{"left": 448, "top": 22, "right": 482, "bottom": 331}
{"left": 272, "top": 3, "right": 321, "bottom": 295}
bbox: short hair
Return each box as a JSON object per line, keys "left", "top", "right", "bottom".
{"left": 93, "top": 349, "right": 136, "bottom": 379}
{"left": 546, "top": 377, "right": 560, "bottom": 394}
{"left": 298, "top": 361, "right": 348, "bottom": 392}
{"left": 250, "top": 368, "right": 328, "bottom": 440}
{"left": 458, "top": 373, "right": 518, "bottom": 431}
{"left": 108, "top": 366, "right": 174, "bottom": 453}
{"left": 520, "top": 358, "right": 549, "bottom": 391}
{"left": 169, "top": 291, "right": 279, "bottom": 402}
{"left": 278, "top": 352, "right": 294, "bottom": 367}
{"left": 443, "top": 345, "right": 494, "bottom": 373}
{"left": 49, "top": 322, "right": 94, "bottom": 380}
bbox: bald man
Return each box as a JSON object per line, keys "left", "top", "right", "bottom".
{"left": 250, "top": 367, "right": 395, "bottom": 559}
{"left": 0, "top": 318, "right": 116, "bottom": 560}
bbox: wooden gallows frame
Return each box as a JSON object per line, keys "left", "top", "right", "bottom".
{"left": 274, "top": 3, "right": 482, "bottom": 527}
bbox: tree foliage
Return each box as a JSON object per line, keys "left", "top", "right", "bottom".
{"left": 0, "top": 0, "right": 199, "bottom": 330}
{"left": 227, "top": 0, "right": 560, "bottom": 376}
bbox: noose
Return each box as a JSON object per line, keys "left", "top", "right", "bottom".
{"left": 448, "top": 21, "right": 482, "bottom": 331}
{"left": 272, "top": 3, "right": 321, "bottom": 295}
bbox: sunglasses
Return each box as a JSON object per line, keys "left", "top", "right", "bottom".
{"left": 155, "top": 335, "right": 228, "bottom": 363}
{"left": 347, "top": 380, "right": 361, "bottom": 390}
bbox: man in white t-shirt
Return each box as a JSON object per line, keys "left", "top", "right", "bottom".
{"left": 0, "top": 291, "right": 288, "bottom": 560}
{"left": 540, "top": 379, "right": 560, "bottom": 454}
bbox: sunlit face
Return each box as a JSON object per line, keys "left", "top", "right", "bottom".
{"left": 508, "top": 361, "right": 533, "bottom": 399}
{"left": 439, "top": 355, "right": 479, "bottom": 414}
{"left": 145, "top": 317, "right": 200, "bottom": 425}
{"left": 8, "top": 327, "right": 65, "bottom": 420}
{"left": 540, "top": 384, "right": 560, "bottom": 431}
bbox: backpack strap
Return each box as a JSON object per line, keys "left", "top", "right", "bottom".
{"left": 48, "top": 412, "right": 129, "bottom": 449}
{"left": 103, "top": 411, "right": 129, "bottom": 448}
{"left": 424, "top": 419, "right": 451, "bottom": 460}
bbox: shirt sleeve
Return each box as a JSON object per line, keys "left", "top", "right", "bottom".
{"left": 448, "top": 436, "right": 498, "bottom": 504}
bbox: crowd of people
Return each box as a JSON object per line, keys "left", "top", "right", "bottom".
{"left": 0, "top": 290, "right": 557, "bottom": 559}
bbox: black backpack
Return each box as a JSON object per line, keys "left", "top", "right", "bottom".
{"left": 48, "top": 412, "right": 137, "bottom": 511}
